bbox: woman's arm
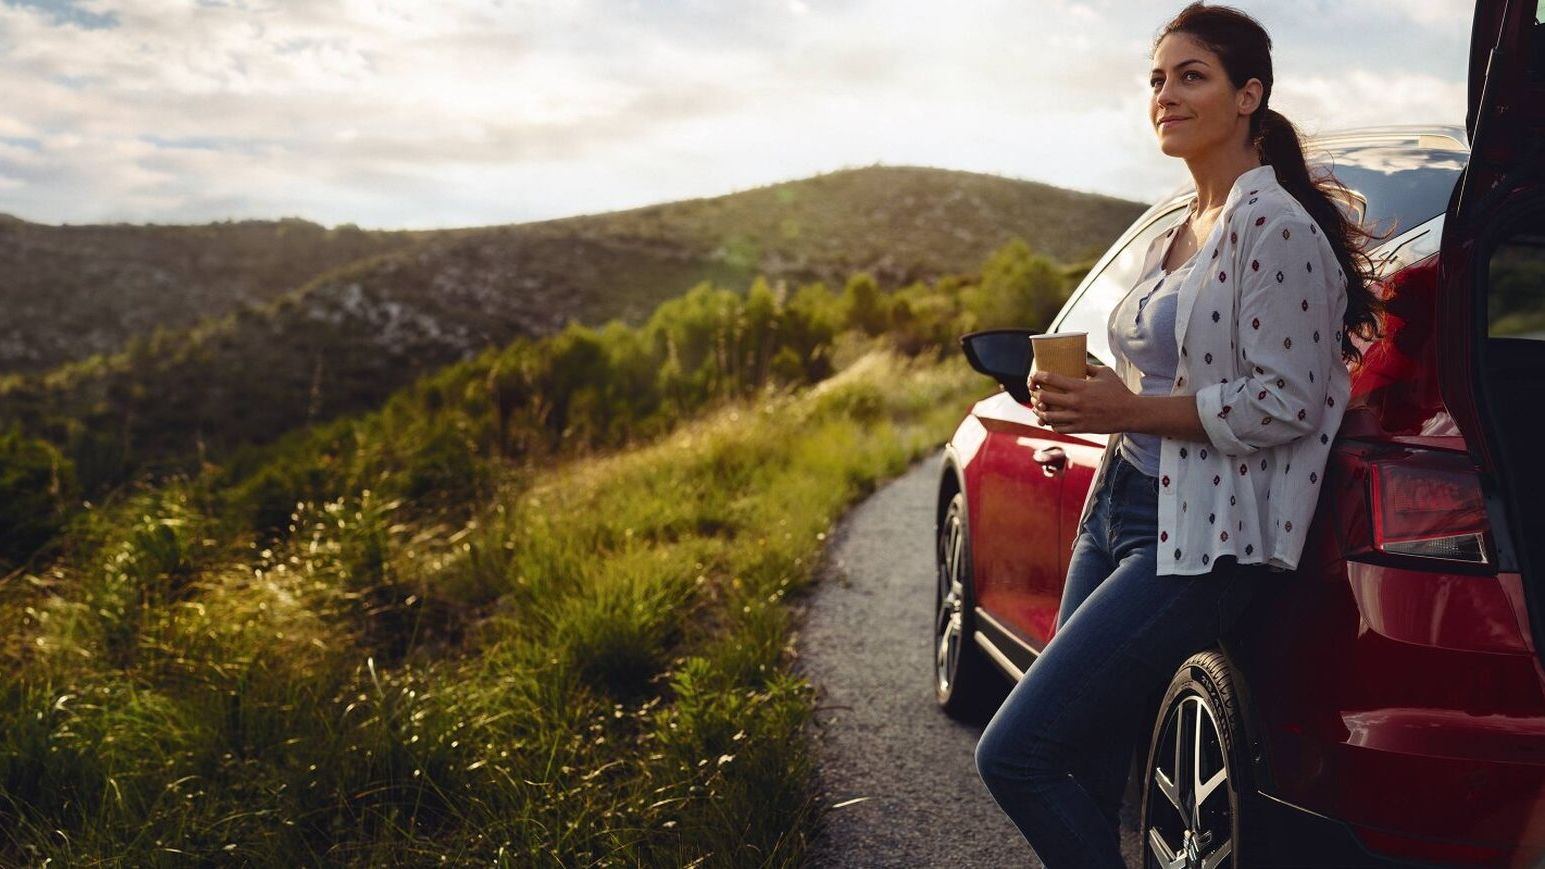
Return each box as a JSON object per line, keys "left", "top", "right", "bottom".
{"left": 1030, "top": 366, "right": 1209, "bottom": 441}
{"left": 1131, "top": 393, "right": 1210, "bottom": 441}
{"left": 1191, "top": 210, "right": 1342, "bottom": 457}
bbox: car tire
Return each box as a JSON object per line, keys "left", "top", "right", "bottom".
{"left": 934, "top": 489, "right": 998, "bottom": 720}
{"left": 1140, "top": 650, "right": 1250, "bottom": 869}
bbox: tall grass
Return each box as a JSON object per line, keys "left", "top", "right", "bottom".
{"left": 0, "top": 341, "right": 983, "bottom": 865}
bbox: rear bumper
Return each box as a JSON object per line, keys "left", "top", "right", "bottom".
{"left": 1252, "top": 791, "right": 1423, "bottom": 868}
{"left": 1254, "top": 790, "right": 1544, "bottom": 868}
{"left": 1326, "top": 738, "right": 1545, "bottom": 867}
{"left": 1256, "top": 735, "right": 1545, "bottom": 868}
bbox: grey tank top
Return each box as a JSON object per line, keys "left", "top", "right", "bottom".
{"left": 1109, "top": 244, "right": 1196, "bottom": 477}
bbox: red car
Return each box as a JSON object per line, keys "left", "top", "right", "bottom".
{"left": 934, "top": 3, "right": 1545, "bottom": 866}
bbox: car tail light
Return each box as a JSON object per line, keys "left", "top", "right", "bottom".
{"left": 1368, "top": 451, "right": 1491, "bottom": 565}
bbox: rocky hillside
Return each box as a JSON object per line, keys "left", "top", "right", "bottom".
{"left": 0, "top": 217, "right": 441, "bottom": 374}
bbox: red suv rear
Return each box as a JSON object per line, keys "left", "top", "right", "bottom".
{"left": 934, "top": 3, "right": 1545, "bottom": 865}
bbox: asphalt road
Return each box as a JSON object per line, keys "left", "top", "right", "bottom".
{"left": 791, "top": 454, "right": 1143, "bottom": 868}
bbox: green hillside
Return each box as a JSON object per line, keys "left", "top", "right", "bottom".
{"left": 0, "top": 166, "right": 1143, "bottom": 492}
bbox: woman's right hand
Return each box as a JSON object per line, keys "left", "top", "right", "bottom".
{"left": 1030, "top": 365, "right": 1137, "bottom": 435}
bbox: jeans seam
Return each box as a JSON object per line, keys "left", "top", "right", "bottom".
{"left": 1105, "top": 455, "right": 1127, "bottom": 554}
{"left": 1090, "top": 466, "right": 1113, "bottom": 563}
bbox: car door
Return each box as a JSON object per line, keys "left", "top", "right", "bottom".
{"left": 970, "top": 383, "right": 1071, "bottom": 653}
{"left": 1044, "top": 206, "right": 1188, "bottom": 627}
{"left": 1438, "top": 1, "right": 1545, "bottom": 658}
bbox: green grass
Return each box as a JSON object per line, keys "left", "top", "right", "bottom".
{"left": 0, "top": 341, "right": 985, "bottom": 866}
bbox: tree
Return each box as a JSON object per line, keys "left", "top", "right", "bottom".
{"left": 841, "top": 272, "right": 888, "bottom": 335}
{"left": 741, "top": 277, "right": 780, "bottom": 389}
{"left": 967, "top": 239, "right": 1069, "bottom": 331}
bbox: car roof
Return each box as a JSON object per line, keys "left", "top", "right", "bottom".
{"left": 1309, "top": 123, "right": 1468, "bottom": 151}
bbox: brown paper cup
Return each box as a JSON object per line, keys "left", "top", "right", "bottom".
{"left": 1029, "top": 332, "right": 1087, "bottom": 391}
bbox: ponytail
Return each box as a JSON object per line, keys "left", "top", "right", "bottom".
{"left": 1252, "top": 107, "right": 1387, "bottom": 366}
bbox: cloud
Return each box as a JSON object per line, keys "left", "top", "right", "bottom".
{"left": 1274, "top": 69, "right": 1468, "bottom": 137}
{"left": 0, "top": 0, "right": 1473, "bottom": 227}
{"left": 1338, "top": 0, "right": 1470, "bottom": 32}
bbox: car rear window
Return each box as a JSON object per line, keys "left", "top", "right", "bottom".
{"left": 1309, "top": 141, "right": 1467, "bottom": 239}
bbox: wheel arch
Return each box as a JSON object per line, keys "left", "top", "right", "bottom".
{"left": 936, "top": 446, "right": 968, "bottom": 544}
{"left": 1211, "top": 637, "right": 1278, "bottom": 797}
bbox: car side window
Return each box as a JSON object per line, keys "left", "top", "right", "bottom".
{"left": 1052, "top": 207, "right": 1188, "bottom": 367}
{"left": 1487, "top": 216, "right": 1545, "bottom": 342}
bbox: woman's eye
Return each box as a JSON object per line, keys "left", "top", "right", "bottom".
{"left": 1151, "top": 72, "right": 1200, "bottom": 88}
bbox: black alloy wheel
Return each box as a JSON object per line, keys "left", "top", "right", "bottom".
{"left": 934, "top": 490, "right": 995, "bottom": 718}
{"left": 1141, "top": 651, "right": 1250, "bottom": 869}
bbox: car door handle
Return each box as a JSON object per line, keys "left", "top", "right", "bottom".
{"left": 1032, "top": 446, "right": 1066, "bottom": 476}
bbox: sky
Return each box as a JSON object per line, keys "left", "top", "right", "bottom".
{"left": 0, "top": 0, "right": 1473, "bottom": 229}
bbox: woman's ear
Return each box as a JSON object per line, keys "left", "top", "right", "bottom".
{"left": 1237, "top": 78, "right": 1264, "bottom": 116}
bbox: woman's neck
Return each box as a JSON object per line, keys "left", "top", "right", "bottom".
{"left": 1185, "top": 147, "right": 1264, "bottom": 215}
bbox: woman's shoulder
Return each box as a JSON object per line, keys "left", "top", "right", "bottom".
{"left": 1230, "top": 177, "right": 1311, "bottom": 228}
{"left": 1230, "top": 182, "right": 1330, "bottom": 251}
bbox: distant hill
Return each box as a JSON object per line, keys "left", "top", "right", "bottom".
{"left": 0, "top": 217, "right": 441, "bottom": 374}
{"left": 497, "top": 164, "right": 1146, "bottom": 325}
{"left": 0, "top": 165, "right": 1145, "bottom": 485}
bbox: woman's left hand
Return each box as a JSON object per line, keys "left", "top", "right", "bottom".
{"left": 1030, "top": 363, "right": 1137, "bottom": 434}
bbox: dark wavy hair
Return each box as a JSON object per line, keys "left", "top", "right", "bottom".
{"left": 1154, "top": 2, "right": 1386, "bottom": 365}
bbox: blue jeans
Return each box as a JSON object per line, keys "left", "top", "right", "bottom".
{"left": 973, "top": 449, "right": 1265, "bottom": 868}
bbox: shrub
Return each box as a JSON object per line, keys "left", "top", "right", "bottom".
{"left": 0, "top": 428, "right": 77, "bottom": 568}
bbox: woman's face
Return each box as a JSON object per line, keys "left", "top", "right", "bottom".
{"left": 1149, "top": 33, "right": 1260, "bottom": 160}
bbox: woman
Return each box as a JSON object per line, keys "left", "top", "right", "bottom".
{"left": 972, "top": 4, "right": 1384, "bottom": 867}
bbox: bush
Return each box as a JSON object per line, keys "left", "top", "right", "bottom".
{"left": 400, "top": 425, "right": 487, "bottom": 505}
{"left": 0, "top": 427, "right": 77, "bottom": 568}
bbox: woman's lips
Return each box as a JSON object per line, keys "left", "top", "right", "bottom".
{"left": 1158, "top": 117, "right": 1188, "bottom": 129}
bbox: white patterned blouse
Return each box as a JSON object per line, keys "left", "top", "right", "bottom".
{"left": 1072, "top": 163, "right": 1352, "bottom": 577}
